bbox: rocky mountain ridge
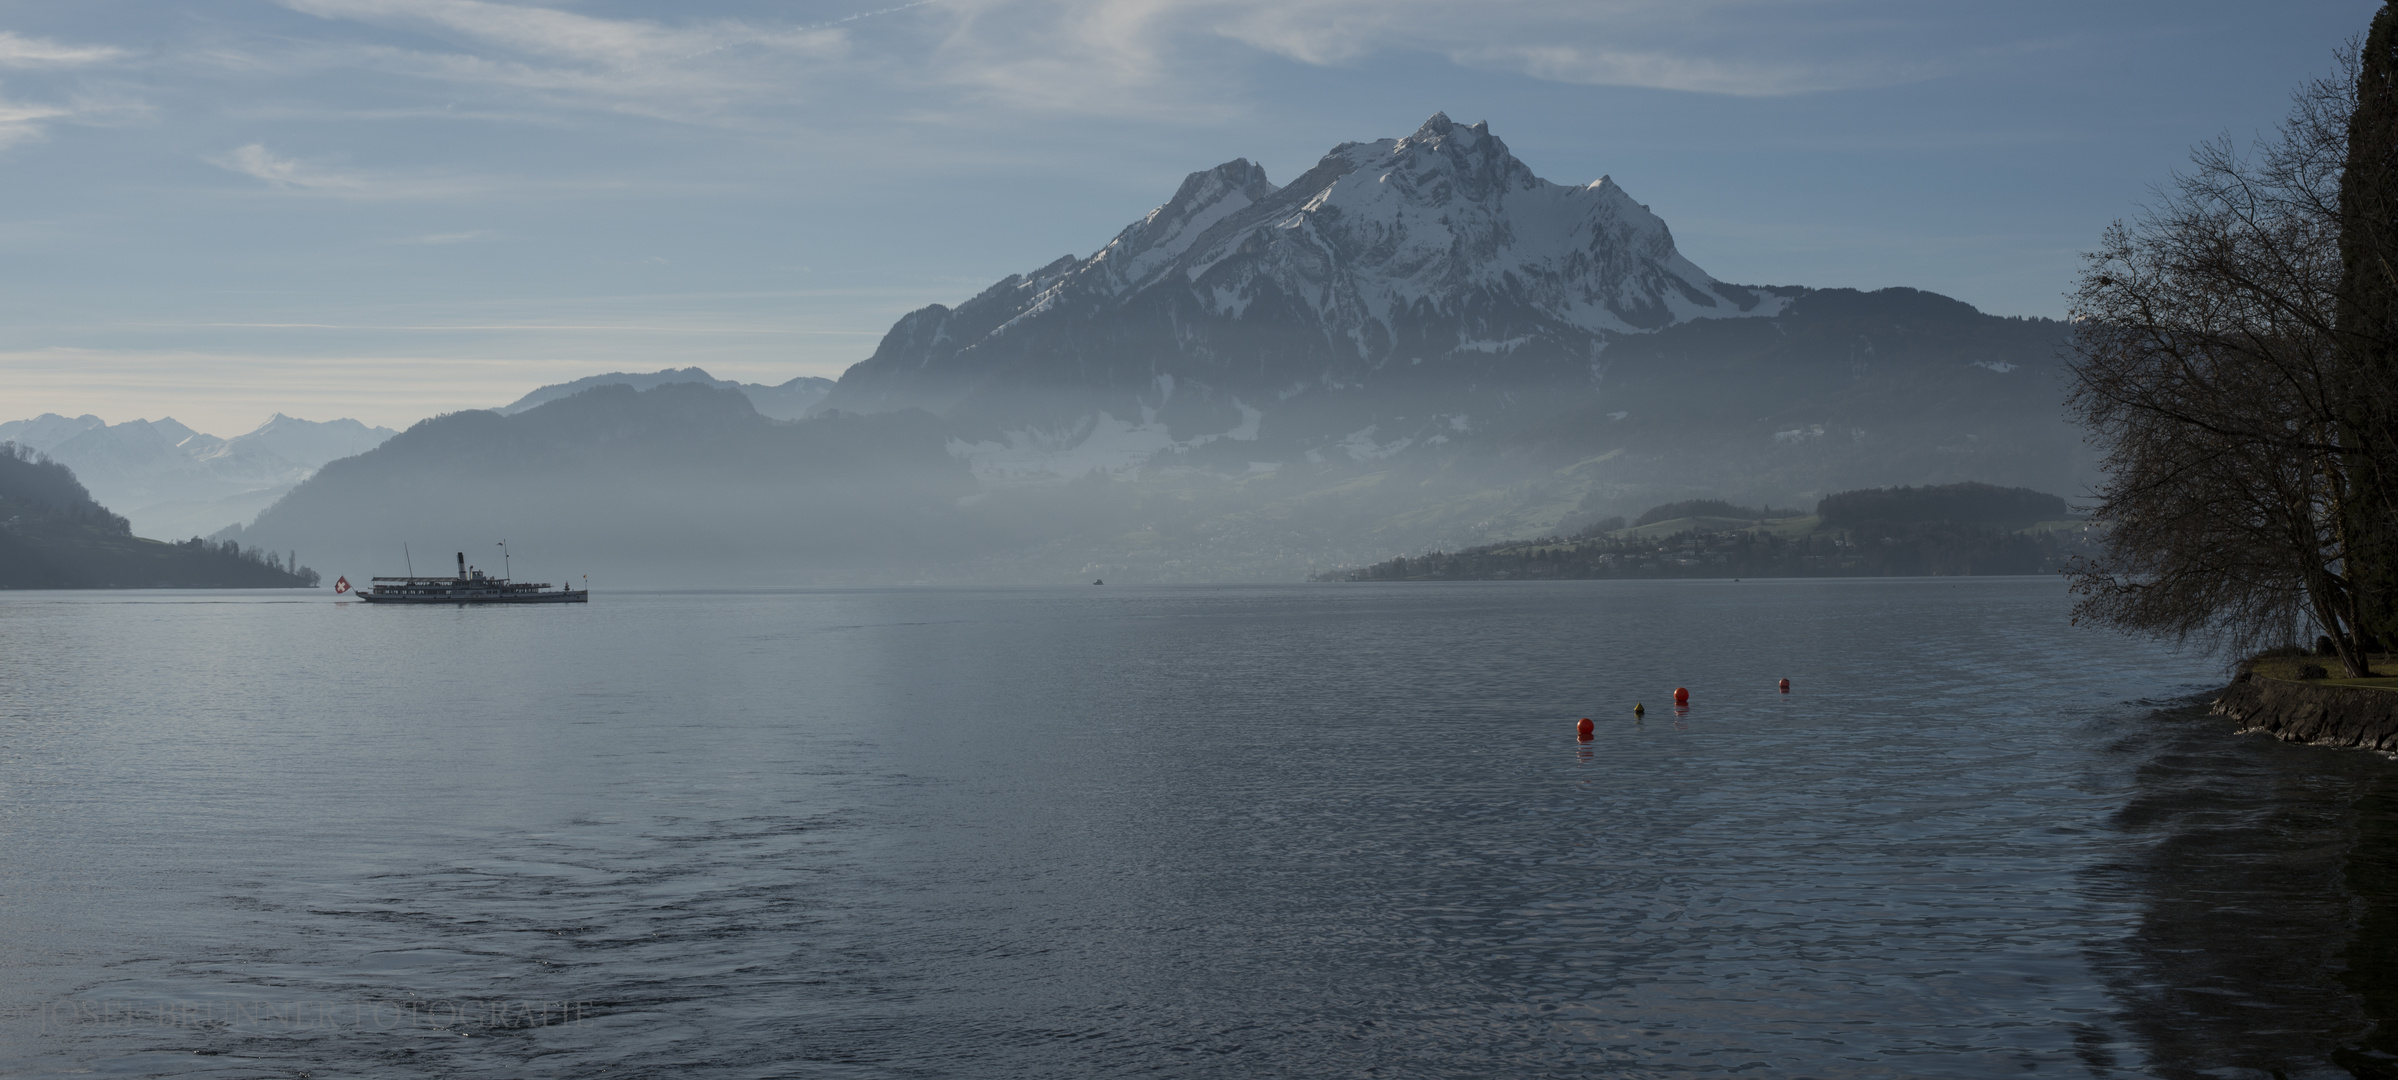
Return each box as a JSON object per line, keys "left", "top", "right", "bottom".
{"left": 501, "top": 367, "right": 834, "bottom": 420}
{"left": 823, "top": 113, "right": 1782, "bottom": 431}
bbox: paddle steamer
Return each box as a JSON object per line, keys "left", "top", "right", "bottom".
{"left": 344, "top": 551, "right": 587, "bottom": 604}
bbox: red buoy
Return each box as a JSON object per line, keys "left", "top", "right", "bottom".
{"left": 1577, "top": 717, "right": 1594, "bottom": 740}
{"left": 1673, "top": 686, "right": 1689, "bottom": 706}
{"left": 1779, "top": 678, "right": 1791, "bottom": 693}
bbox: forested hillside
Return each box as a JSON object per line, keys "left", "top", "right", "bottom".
{"left": 0, "top": 442, "right": 319, "bottom": 588}
{"left": 1320, "top": 482, "right": 2092, "bottom": 581}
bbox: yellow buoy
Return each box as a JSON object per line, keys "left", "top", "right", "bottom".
{"left": 1633, "top": 702, "right": 1645, "bottom": 717}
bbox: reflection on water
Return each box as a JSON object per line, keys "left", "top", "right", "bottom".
{"left": 2343, "top": 782, "right": 2398, "bottom": 1077}
{"left": 2094, "top": 704, "right": 2398, "bottom": 1078}
{"left": 6, "top": 581, "right": 2398, "bottom": 1077}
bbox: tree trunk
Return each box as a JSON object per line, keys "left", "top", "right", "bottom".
{"left": 2339, "top": 1, "right": 2398, "bottom": 653}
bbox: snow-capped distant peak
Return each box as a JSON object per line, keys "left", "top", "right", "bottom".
{"left": 936, "top": 112, "right": 1780, "bottom": 346}
{"left": 825, "top": 112, "right": 1792, "bottom": 419}
{"left": 0, "top": 412, "right": 105, "bottom": 454}
{"left": 220, "top": 413, "right": 398, "bottom": 470}
{"left": 1393, "top": 111, "right": 1495, "bottom": 157}
{"left": 1148, "top": 111, "right": 1769, "bottom": 335}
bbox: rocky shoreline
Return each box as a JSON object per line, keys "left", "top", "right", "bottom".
{"left": 2210, "top": 673, "right": 2398, "bottom": 752}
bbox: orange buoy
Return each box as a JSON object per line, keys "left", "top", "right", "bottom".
{"left": 1576, "top": 717, "right": 1594, "bottom": 740}
{"left": 1778, "top": 678, "right": 1791, "bottom": 693}
{"left": 1673, "top": 686, "right": 1689, "bottom": 706}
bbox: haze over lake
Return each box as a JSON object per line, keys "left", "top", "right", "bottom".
{"left": 11, "top": 5, "right": 2398, "bottom": 1079}
{"left": 8, "top": 579, "right": 2393, "bottom": 1077}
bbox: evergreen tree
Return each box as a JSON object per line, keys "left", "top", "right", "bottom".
{"left": 2343, "top": 2, "right": 2398, "bottom": 651}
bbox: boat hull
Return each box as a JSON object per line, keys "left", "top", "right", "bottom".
{"left": 356, "top": 589, "right": 588, "bottom": 604}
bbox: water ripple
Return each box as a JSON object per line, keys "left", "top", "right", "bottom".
{"left": 2, "top": 580, "right": 2390, "bottom": 1077}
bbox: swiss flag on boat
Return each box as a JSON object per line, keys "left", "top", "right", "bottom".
{"left": 334, "top": 576, "right": 351, "bottom": 594}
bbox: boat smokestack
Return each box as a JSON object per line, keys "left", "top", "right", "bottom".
{"left": 456, "top": 552, "right": 466, "bottom": 579}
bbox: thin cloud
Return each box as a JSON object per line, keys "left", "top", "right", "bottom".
{"left": 393, "top": 229, "right": 493, "bottom": 245}
{"left": 277, "top": 0, "right": 848, "bottom": 124}
{"left": 0, "top": 31, "right": 128, "bottom": 67}
{"left": 210, "top": 143, "right": 356, "bottom": 189}
{"left": 0, "top": 78, "right": 148, "bottom": 151}
{"left": 921, "top": 0, "right": 1970, "bottom": 112}
{"left": 809, "top": 1, "right": 942, "bottom": 31}
{"left": 205, "top": 143, "right": 486, "bottom": 198}
{"left": 283, "top": 0, "right": 841, "bottom": 65}
{"left": 0, "top": 91, "right": 145, "bottom": 150}
{"left": 0, "top": 97, "right": 69, "bottom": 148}
{"left": 212, "top": 0, "right": 1972, "bottom": 135}
{"left": 1455, "top": 44, "right": 1920, "bottom": 97}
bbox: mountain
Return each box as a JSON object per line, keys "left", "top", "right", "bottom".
{"left": 825, "top": 112, "right": 1780, "bottom": 431}
{"left": 225, "top": 114, "right": 2096, "bottom": 584}
{"left": 819, "top": 114, "right": 2082, "bottom": 505}
{"left": 0, "top": 412, "right": 399, "bottom": 540}
{"left": 0, "top": 443, "right": 319, "bottom": 589}
{"left": 1320, "top": 483, "right": 2096, "bottom": 582}
{"left": 0, "top": 412, "right": 105, "bottom": 450}
{"left": 501, "top": 368, "right": 836, "bottom": 421}
{"left": 796, "top": 115, "right": 2086, "bottom": 579}
{"left": 216, "top": 414, "right": 395, "bottom": 467}
{"left": 228, "top": 383, "right": 972, "bottom": 586}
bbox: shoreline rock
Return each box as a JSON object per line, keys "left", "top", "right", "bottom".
{"left": 2210, "top": 673, "right": 2398, "bottom": 752}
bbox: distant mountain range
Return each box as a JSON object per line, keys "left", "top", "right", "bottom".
{"left": 224, "top": 383, "right": 967, "bottom": 585}
{"left": 0, "top": 412, "right": 397, "bottom": 540}
{"left": 1321, "top": 482, "right": 2096, "bottom": 581}
{"left": 206, "top": 113, "right": 2094, "bottom": 584}
{"left": 499, "top": 367, "right": 834, "bottom": 420}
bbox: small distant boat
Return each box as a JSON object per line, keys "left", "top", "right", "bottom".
{"left": 348, "top": 551, "right": 587, "bottom": 604}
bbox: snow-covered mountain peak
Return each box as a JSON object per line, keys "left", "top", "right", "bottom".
{"left": 0, "top": 412, "right": 105, "bottom": 454}
{"left": 226, "top": 413, "right": 397, "bottom": 468}
{"left": 1387, "top": 112, "right": 1510, "bottom": 170}
{"left": 1088, "top": 158, "right": 1277, "bottom": 294}
{"left": 827, "top": 114, "right": 1792, "bottom": 419}
{"left": 1179, "top": 113, "right": 1746, "bottom": 335}
{"left": 995, "top": 114, "right": 1764, "bottom": 338}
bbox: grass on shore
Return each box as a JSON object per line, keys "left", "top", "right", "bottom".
{"left": 2247, "top": 652, "right": 2398, "bottom": 691}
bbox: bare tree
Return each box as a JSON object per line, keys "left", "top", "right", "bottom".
{"left": 2067, "top": 51, "right": 2398, "bottom": 676}
{"left": 2339, "top": 6, "right": 2398, "bottom": 652}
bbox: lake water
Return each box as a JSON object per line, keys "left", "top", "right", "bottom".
{"left": 2, "top": 579, "right": 2395, "bottom": 1078}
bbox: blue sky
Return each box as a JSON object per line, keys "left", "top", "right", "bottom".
{"left": 0, "top": 0, "right": 2378, "bottom": 435}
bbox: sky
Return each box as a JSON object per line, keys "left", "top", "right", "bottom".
{"left": 0, "top": 0, "right": 2381, "bottom": 437}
